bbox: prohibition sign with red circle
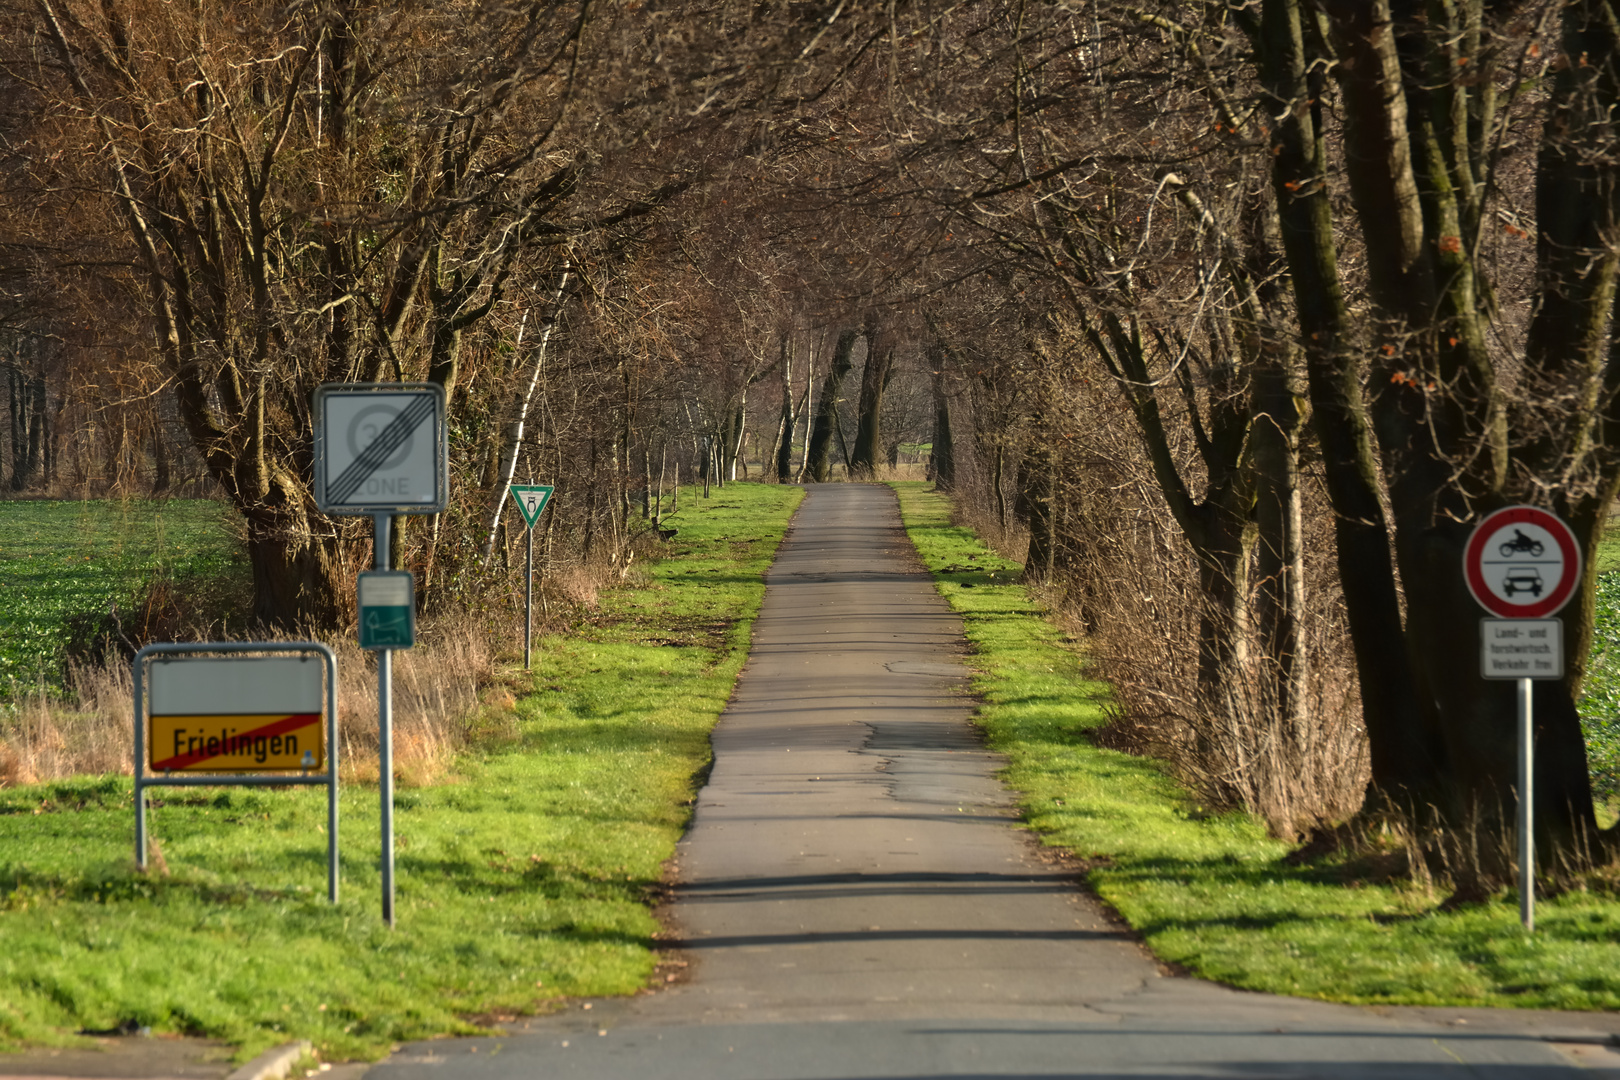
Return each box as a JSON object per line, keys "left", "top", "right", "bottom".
{"left": 1463, "top": 505, "right": 1581, "bottom": 618}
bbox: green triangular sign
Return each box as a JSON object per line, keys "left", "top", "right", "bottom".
{"left": 508, "top": 484, "right": 554, "bottom": 529}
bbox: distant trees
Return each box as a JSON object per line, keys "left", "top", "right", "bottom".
{"left": 3, "top": 351, "right": 48, "bottom": 492}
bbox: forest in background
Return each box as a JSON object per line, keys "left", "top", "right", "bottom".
{"left": 6, "top": 0, "right": 1620, "bottom": 896}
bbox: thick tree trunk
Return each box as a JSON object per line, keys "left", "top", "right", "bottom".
{"left": 929, "top": 356, "right": 955, "bottom": 491}
{"left": 849, "top": 322, "right": 893, "bottom": 478}
{"left": 806, "top": 329, "right": 859, "bottom": 483}
{"left": 1259, "top": 0, "right": 1449, "bottom": 809}
{"left": 1250, "top": 354, "right": 1308, "bottom": 742}
{"left": 1017, "top": 435, "right": 1055, "bottom": 584}
{"left": 1316, "top": 0, "right": 1606, "bottom": 855}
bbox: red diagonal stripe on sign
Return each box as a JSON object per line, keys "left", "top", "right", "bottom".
{"left": 151, "top": 713, "right": 321, "bottom": 771}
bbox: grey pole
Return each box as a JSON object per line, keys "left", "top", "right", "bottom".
{"left": 375, "top": 513, "right": 396, "bottom": 927}
{"left": 326, "top": 645, "right": 340, "bottom": 904}
{"left": 1518, "top": 676, "right": 1534, "bottom": 932}
{"left": 525, "top": 524, "right": 534, "bottom": 670}
{"left": 134, "top": 657, "right": 147, "bottom": 871}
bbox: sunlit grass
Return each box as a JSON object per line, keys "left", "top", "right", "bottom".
{"left": 0, "top": 483, "right": 803, "bottom": 1061}
{"left": 892, "top": 480, "right": 1620, "bottom": 1012}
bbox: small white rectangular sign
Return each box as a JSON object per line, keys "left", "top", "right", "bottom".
{"left": 1480, "top": 618, "right": 1563, "bottom": 680}
{"left": 150, "top": 656, "right": 325, "bottom": 714}
{"left": 359, "top": 573, "right": 412, "bottom": 607}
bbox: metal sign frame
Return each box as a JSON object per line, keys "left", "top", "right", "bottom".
{"left": 314, "top": 382, "right": 448, "bottom": 515}
{"left": 133, "top": 642, "right": 340, "bottom": 903}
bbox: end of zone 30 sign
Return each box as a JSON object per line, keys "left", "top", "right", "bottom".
{"left": 314, "top": 383, "right": 447, "bottom": 515}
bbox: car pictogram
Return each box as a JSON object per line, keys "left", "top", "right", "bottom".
{"left": 1502, "top": 567, "right": 1544, "bottom": 598}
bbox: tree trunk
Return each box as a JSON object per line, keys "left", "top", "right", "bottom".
{"left": 992, "top": 444, "right": 1007, "bottom": 536}
{"left": 930, "top": 355, "right": 955, "bottom": 491}
{"left": 728, "top": 402, "right": 746, "bottom": 482}
{"left": 8, "top": 365, "right": 45, "bottom": 492}
{"left": 1258, "top": 0, "right": 1450, "bottom": 809}
{"left": 654, "top": 443, "right": 666, "bottom": 523}
{"left": 1017, "top": 434, "right": 1055, "bottom": 583}
{"left": 849, "top": 320, "right": 893, "bottom": 478}
{"left": 806, "top": 330, "right": 859, "bottom": 482}
{"left": 795, "top": 350, "right": 816, "bottom": 482}
{"left": 583, "top": 437, "right": 598, "bottom": 557}
{"left": 642, "top": 445, "right": 652, "bottom": 520}
{"left": 775, "top": 332, "right": 795, "bottom": 482}
{"left": 151, "top": 415, "right": 171, "bottom": 494}
{"left": 6, "top": 367, "right": 18, "bottom": 487}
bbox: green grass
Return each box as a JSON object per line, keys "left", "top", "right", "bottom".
{"left": 0, "top": 499, "right": 247, "bottom": 695}
{"left": 0, "top": 482, "right": 803, "bottom": 1061}
{"left": 891, "top": 480, "right": 1620, "bottom": 1011}
{"left": 1595, "top": 517, "right": 1620, "bottom": 576}
{"left": 1580, "top": 516, "right": 1620, "bottom": 806}
{"left": 1580, "top": 572, "right": 1620, "bottom": 804}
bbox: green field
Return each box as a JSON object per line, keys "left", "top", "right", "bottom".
{"left": 0, "top": 500, "right": 246, "bottom": 696}
{"left": 891, "top": 480, "right": 1620, "bottom": 1012}
{"left": 0, "top": 484, "right": 803, "bottom": 1061}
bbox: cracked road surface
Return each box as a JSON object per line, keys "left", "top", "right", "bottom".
{"left": 368, "top": 484, "right": 1620, "bottom": 1078}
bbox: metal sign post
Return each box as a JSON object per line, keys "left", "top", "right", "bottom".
{"left": 1464, "top": 505, "right": 1581, "bottom": 933}
{"left": 373, "top": 514, "right": 396, "bottom": 927}
{"left": 133, "top": 644, "right": 339, "bottom": 901}
{"left": 508, "top": 485, "right": 553, "bottom": 670}
{"left": 316, "top": 383, "right": 446, "bottom": 928}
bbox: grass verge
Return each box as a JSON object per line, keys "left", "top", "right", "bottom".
{"left": 0, "top": 482, "right": 802, "bottom": 1061}
{"left": 891, "top": 480, "right": 1620, "bottom": 1011}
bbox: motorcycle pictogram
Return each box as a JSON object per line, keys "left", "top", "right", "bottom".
{"left": 1499, "top": 529, "right": 1544, "bottom": 558}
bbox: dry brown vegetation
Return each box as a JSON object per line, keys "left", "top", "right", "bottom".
{"left": 0, "top": 553, "right": 644, "bottom": 788}
{"left": 946, "top": 392, "right": 1370, "bottom": 840}
{"left": 0, "top": 612, "right": 494, "bottom": 789}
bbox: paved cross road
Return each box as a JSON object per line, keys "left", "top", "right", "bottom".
{"left": 370, "top": 484, "right": 1620, "bottom": 1079}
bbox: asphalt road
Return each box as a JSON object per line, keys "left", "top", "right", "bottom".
{"left": 368, "top": 484, "right": 1620, "bottom": 1079}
